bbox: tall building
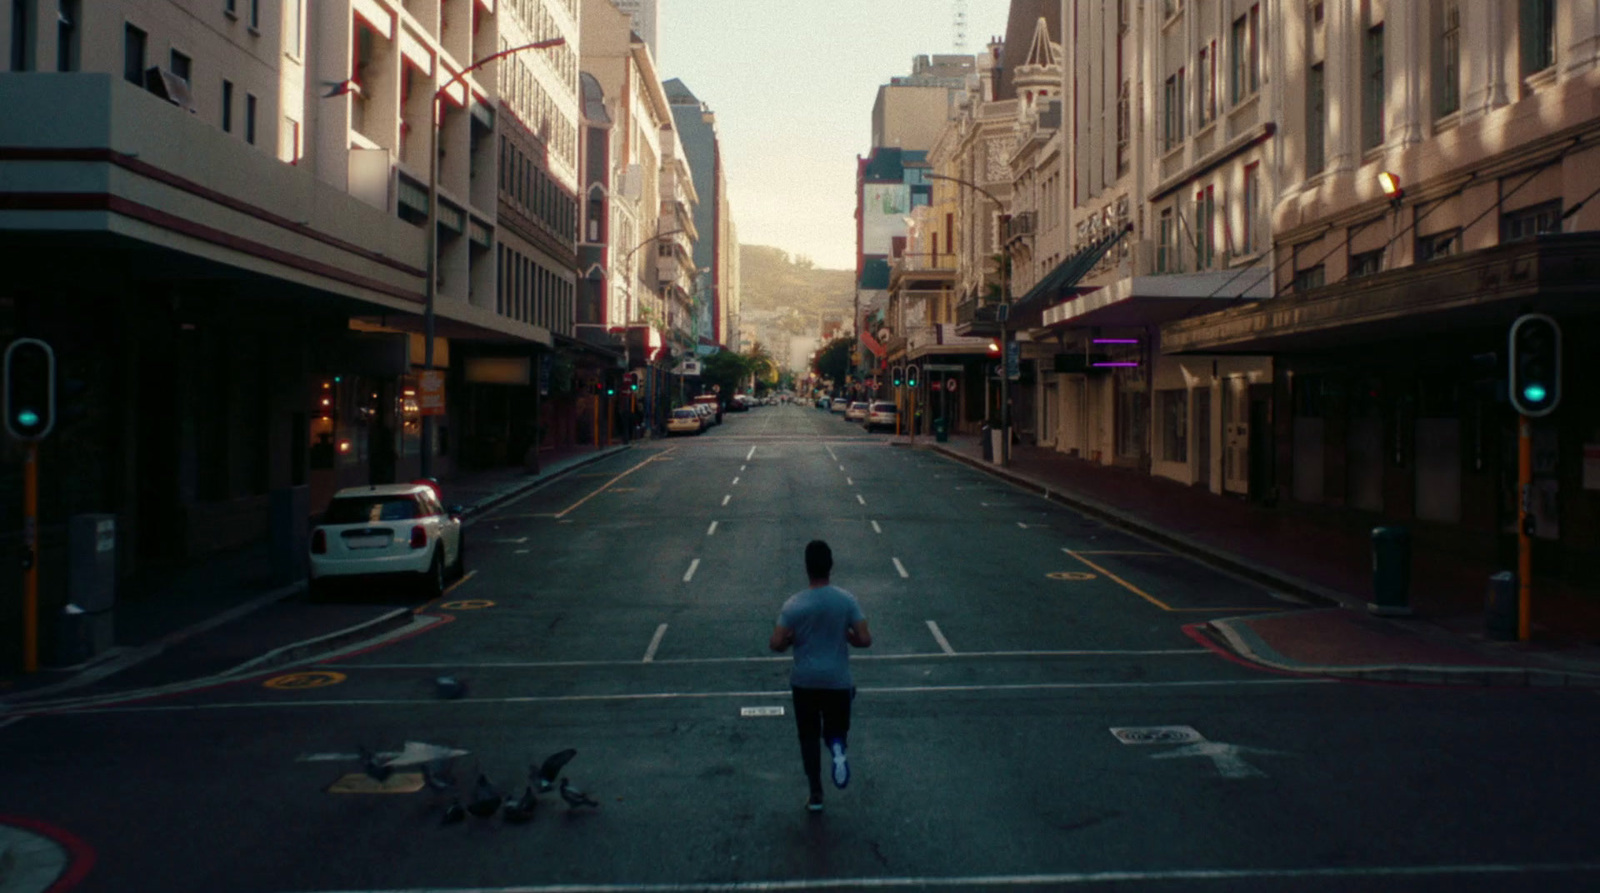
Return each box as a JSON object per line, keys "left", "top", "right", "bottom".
{"left": 664, "top": 78, "right": 737, "bottom": 352}
{"left": 608, "top": 0, "right": 658, "bottom": 61}
{"left": 872, "top": 54, "right": 974, "bottom": 151}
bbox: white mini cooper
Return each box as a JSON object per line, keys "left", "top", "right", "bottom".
{"left": 309, "top": 483, "right": 465, "bottom": 598}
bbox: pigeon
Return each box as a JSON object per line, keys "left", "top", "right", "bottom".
{"left": 502, "top": 786, "right": 537, "bottom": 824}
{"left": 467, "top": 773, "right": 503, "bottom": 818}
{"left": 532, "top": 748, "right": 578, "bottom": 793}
{"left": 358, "top": 745, "right": 393, "bottom": 782}
{"left": 435, "top": 676, "right": 467, "bottom": 700}
{"left": 421, "top": 758, "right": 456, "bottom": 792}
{"left": 440, "top": 799, "right": 466, "bottom": 825}
{"left": 559, "top": 777, "right": 599, "bottom": 810}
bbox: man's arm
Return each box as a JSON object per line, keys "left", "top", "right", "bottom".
{"left": 846, "top": 618, "right": 872, "bottom": 648}
{"left": 770, "top": 624, "right": 795, "bottom": 653}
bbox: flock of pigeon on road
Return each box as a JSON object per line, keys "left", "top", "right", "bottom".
{"left": 352, "top": 676, "right": 601, "bottom": 826}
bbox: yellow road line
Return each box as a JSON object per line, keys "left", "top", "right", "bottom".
{"left": 442, "top": 570, "right": 477, "bottom": 596}
{"left": 1071, "top": 550, "right": 1170, "bottom": 556}
{"left": 555, "top": 448, "right": 678, "bottom": 518}
{"left": 1062, "top": 549, "right": 1175, "bottom": 611}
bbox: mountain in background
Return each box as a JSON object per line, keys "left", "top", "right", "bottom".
{"left": 739, "top": 246, "right": 854, "bottom": 337}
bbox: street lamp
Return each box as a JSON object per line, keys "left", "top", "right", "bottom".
{"left": 421, "top": 37, "right": 567, "bottom": 478}
{"left": 925, "top": 172, "right": 1011, "bottom": 466}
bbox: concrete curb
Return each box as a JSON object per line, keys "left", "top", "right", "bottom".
{"left": 218, "top": 607, "right": 417, "bottom": 677}
{"left": 460, "top": 444, "right": 634, "bottom": 520}
{"left": 1209, "top": 616, "right": 1600, "bottom": 688}
{"left": 926, "top": 444, "right": 1359, "bottom": 610}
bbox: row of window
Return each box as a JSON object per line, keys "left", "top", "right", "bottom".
{"left": 9, "top": 0, "right": 75, "bottom": 71}
{"left": 500, "top": 43, "right": 577, "bottom": 169}
{"left": 1163, "top": 4, "right": 1260, "bottom": 151}
{"left": 500, "top": 136, "right": 578, "bottom": 241}
{"left": 1155, "top": 164, "right": 1264, "bottom": 274}
{"left": 1290, "top": 200, "right": 1563, "bottom": 293}
{"left": 497, "top": 243, "right": 574, "bottom": 334}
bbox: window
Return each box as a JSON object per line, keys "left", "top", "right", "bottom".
{"left": 1164, "top": 71, "right": 1186, "bottom": 149}
{"left": 1293, "top": 265, "right": 1325, "bottom": 292}
{"left": 249, "top": 0, "right": 260, "bottom": 31}
{"left": 170, "top": 50, "right": 191, "bottom": 84}
{"left": 10, "top": 0, "right": 26, "bottom": 71}
{"left": 1198, "top": 40, "right": 1217, "bottom": 125}
{"left": 1416, "top": 229, "right": 1460, "bottom": 261}
{"left": 1160, "top": 390, "right": 1189, "bottom": 463}
{"left": 282, "top": 117, "right": 300, "bottom": 164}
{"left": 1435, "top": 0, "right": 1460, "bottom": 118}
{"left": 1230, "top": 5, "right": 1260, "bottom": 103}
{"left": 222, "top": 79, "right": 233, "bottom": 131}
{"left": 225, "top": 0, "right": 237, "bottom": 15}
{"left": 1306, "top": 63, "right": 1325, "bottom": 174}
{"left": 1501, "top": 200, "right": 1562, "bottom": 242}
{"left": 1520, "top": 0, "right": 1555, "bottom": 76}
{"left": 56, "top": 0, "right": 78, "bottom": 72}
{"left": 1116, "top": 79, "right": 1131, "bottom": 176}
{"left": 1195, "top": 186, "right": 1215, "bottom": 269}
{"left": 1349, "top": 249, "right": 1384, "bottom": 278}
{"left": 124, "top": 23, "right": 147, "bottom": 85}
{"left": 1363, "top": 23, "right": 1385, "bottom": 150}
{"left": 1243, "top": 163, "right": 1261, "bottom": 255}
{"left": 245, "top": 93, "right": 257, "bottom": 144}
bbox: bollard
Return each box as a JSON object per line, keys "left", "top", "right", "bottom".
{"left": 1368, "top": 526, "right": 1413, "bottom": 616}
{"left": 1485, "top": 571, "right": 1518, "bottom": 641}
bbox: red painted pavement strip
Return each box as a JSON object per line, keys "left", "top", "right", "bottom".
{"left": 0, "top": 814, "right": 95, "bottom": 892}
{"left": 1235, "top": 609, "right": 1518, "bottom": 669}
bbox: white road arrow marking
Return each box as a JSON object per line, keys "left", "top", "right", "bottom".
{"left": 1150, "top": 741, "right": 1285, "bottom": 778}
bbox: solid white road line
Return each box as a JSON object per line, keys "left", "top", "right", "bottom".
{"left": 318, "top": 649, "right": 1211, "bottom": 671}
{"left": 643, "top": 624, "right": 669, "bottom": 663}
{"left": 857, "top": 494, "right": 867, "bottom": 506}
{"left": 58, "top": 678, "right": 1335, "bottom": 716}
{"left": 683, "top": 559, "right": 700, "bottom": 583}
{"left": 722, "top": 495, "right": 732, "bottom": 506}
{"left": 707, "top": 521, "right": 718, "bottom": 536}
{"left": 892, "top": 557, "right": 909, "bottom": 578}
{"left": 871, "top": 520, "right": 882, "bottom": 534}
{"left": 746, "top": 445, "right": 757, "bottom": 461}
{"left": 926, "top": 620, "right": 955, "bottom": 655}
{"left": 261, "top": 862, "right": 1600, "bottom": 891}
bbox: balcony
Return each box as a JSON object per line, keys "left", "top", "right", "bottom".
{"left": 1005, "top": 212, "right": 1035, "bottom": 244}
{"left": 954, "top": 296, "right": 1004, "bottom": 337}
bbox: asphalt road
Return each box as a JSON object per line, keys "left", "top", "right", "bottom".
{"left": 3, "top": 404, "right": 1599, "bottom": 893}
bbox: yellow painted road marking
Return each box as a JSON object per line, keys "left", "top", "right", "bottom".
{"left": 555, "top": 448, "right": 678, "bottom": 518}
{"left": 438, "top": 598, "right": 495, "bottom": 610}
{"left": 1062, "top": 549, "right": 1282, "bottom": 613}
{"left": 1047, "top": 571, "right": 1098, "bottom": 581}
{"left": 327, "top": 772, "right": 424, "bottom": 794}
{"left": 1071, "top": 550, "right": 1170, "bottom": 556}
{"left": 264, "top": 671, "right": 347, "bottom": 690}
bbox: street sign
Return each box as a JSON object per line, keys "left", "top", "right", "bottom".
{"left": 1005, "top": 341, "right": 1021, "bottom": 379}
{"left": 946, "top": 377, "right": 958, "bottom": 392}
{"left": 922, "top": 363, "right": 963, "bottom": 373}
{"left": 417, "top": 370, "right": 446, "bottom": 416}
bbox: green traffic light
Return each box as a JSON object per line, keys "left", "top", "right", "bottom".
{"left": 1523, "top": 384, "right": 1548, "bottom": 403}
{"left": 16, "top": 409, "right": 39, "bottom": 427}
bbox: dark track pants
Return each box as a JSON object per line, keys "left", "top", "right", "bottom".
{"left": 792, "top": 686, "right": 853, "bottom": 792}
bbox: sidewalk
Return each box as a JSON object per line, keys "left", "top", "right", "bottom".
{"left": 0, "top": 442, "right": 634, "bottom": 705}
{"left": 920, "top": 433, "right": 1600, "bottom": 687}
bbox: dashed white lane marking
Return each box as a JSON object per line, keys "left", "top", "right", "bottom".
{"left": 722, "top": 495, "right": 732, "bottom": 506}
{"left": 856, "top": 494, "right": 867, "bottom": 506}
{"left": 847, "top": 477, "right": 854, "bottom": 486}
{"left": 746, "top": 445, "right": 757, "bottom": 461}
{"left": 320, "top": 649, "right": 1210, "bottom": 670}
{"left": 740, "top": 465, "right": 746, "bottom": 472}
{"left": 683, "top": 559, "right": 700, "bottom": 583}
{"left": 871, "top": 520, "right": 882, "bottom": 534}
{"left": 732, "top": 477, "right": 740, "bottom": 486}
{"left": 643, "top": 624, "right": 669, "bottom": 663}
{"left": 892, "top": 557, "right": 909, "bottom": 578}
{"left": 1017, "top": 522, "right": 1029, "bottom": 529}
{"left": 707, "top": 521, "right": 718, "bottom": 536}
{"left": 839, "top": 465, "right": 846, "bottom": 472}
{"left": 825, "top": 445, "right": 838, "bottom": 462}
{"left": 514, "top": 549, "right": 530, "bottom": 555}
{"left": 0, "top": 716, "right": 25, "bottom": 731}
{"left": 926, "top": 620, "right": 955, "bottom": 655}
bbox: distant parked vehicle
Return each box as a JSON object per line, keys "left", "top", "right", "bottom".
{"left": 310, "top": 483, "right": 465, "bottom": 600}
{"left": 831, "top": 398, "right": 849, "bottom": 413}
{"left": 864, "top": 402, "right": 898, "bottom": 432}
{"left": 845, "top": 402, "right": 869, "bottom": 422}
{"left": 667, "top": 407, "right": 705, "bottom": 435}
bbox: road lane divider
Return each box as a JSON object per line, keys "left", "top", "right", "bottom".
{"left": 926, "top": 621, "right": 955, "bottom": 655}
{"left": 722, "top": 494, "right": 732, "bottom": 506}
{"left": 893, "top": 558, "right": 909, "bottom": 578}
{"left": 857, "top": 494, "right": 867, "bottom": 506}
{"left": 643, "top": 624, "right": 668, "bottom": 663}
{"left": 683, "top": 559, "right": 701, "bottom": 583}
{"left": 554, "top": 448, "right": 678, "bottom": 519}
{"left": 707, "top": 521, "right": 718, "bottom": 536}
{"left": 871, "top": 521, "right": 882, "bottom": 534}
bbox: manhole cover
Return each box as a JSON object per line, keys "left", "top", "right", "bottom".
{"left": 1110, "top": 726, "right": 1205, "bottom": 745}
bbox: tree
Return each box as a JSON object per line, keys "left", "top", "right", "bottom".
{"left": 701, "top": 350, "right": 751, "bottom": 404}
{"left": 744, "top": 342, "right": 777, "bottom": 390}
{"left": 812, "top": 336, "right": 855, "bottom": 389}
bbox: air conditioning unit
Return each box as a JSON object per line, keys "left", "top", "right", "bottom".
{"left": 144, "top": 67, "right": 194, "bottom": 111}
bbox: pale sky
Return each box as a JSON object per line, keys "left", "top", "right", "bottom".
{"left": 657, "top": 1, "right": 1014, "bottom": 272}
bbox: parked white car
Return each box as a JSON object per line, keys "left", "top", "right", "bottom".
{"left": 845, "top": 402, "right": 870, "bottom": 422}
{"left": 864, "top": 401, "right": 898, "bottom": 432}
{"left": 667, "top": 407, "right": 705, "bottom": 435}
{"left": 309, "top": 483, "right": 464, "bottom": 599}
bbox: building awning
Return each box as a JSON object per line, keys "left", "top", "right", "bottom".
{"left": 1010, "top": 223, "right": 1134, "bottom": 320}
{"left": 1160, "top": 234, "right": 1600, "bottom": 355}
{"left": 1043, "top": 269, "right": 1273, "bottom": 330}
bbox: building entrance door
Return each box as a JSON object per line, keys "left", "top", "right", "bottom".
{"left": 1223, "top": 377, "right": 1249, "bottom": 494}
{"left": 1196, "top": 387, "right": 1212, "bottom": 489}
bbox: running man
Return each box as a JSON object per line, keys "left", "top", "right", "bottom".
{"left": 769, "top": 540, "right": 872, "bottom": 812}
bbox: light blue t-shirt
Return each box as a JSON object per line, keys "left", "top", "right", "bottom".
{"left": 778, "top": 584, "right": 865, "bottom": 689}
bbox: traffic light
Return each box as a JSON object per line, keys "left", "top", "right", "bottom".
{"left": 906, "top": 365, "right": 919, "bottom": 388}
{"left": 625, "top": 372, "right": 640, "bottom": 392}
{"left": 591, "top": 380, "right": 604, "bottom": 396}
{"left": 4, "top": 338, "right": 55, "bottom": 441}
{"left": 891, "top": 366, "right": 903, "bottom": 388}
{"left": 1509, "top": 314, "right": 1561, "bottom": 417}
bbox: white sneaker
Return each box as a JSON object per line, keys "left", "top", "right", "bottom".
{"left": 829, "top": 739, "right": 849, "bottom": 789}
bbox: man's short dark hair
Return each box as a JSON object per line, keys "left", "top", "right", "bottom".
{"left": 805, "top": 540, "right": 832, "bottom": 581}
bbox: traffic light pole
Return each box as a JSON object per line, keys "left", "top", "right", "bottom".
{"left": 23, "top": 441, "right": 37, "bottom": 672}
{"left": 1518, "top": 415, "right": 1532, "bottom": 642}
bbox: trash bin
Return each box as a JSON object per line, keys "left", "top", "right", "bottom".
{"left": 53, "top": 604, "right": 90, "bottom": 668}
{"left": 1485, "top": 571, "right": 1518, "bottom": 641}
{"left": 1368, "top": 526, "right": 1413, "bottom": 616}
{"left": 980, "top": 424, "right": 993, "bottom": 461}
{"left": 934, "top": 418, "right": 949, "bottom": 443}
